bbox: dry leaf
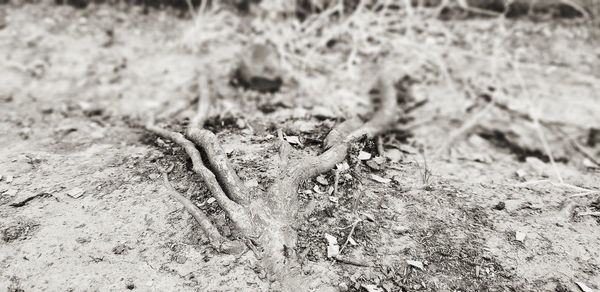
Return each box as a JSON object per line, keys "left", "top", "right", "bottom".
{"left": 316, "top": 175, "right": 329, "bottom": 185}
{"left": 324, "top": 233, "right": 338, "bottom": 246}
{"left": 348, "top": 237, "right": 357, "bottom": 246}
{"left": 361, "top": 212, "right": 375, "bottom": 222}
{"left": 385, "top": 148, "right": 403, "bottom": 162}
{"left": 66, "top": 187, "right": 85, "bottom": 198}
{"left": 327, "top": 244, "right": 339, "bottom": 258}
{"left": 515, "top": 231, "right": 526, "bottom": 242}
{"left": 372, "top": 156, "right": 386, "bottom": 165}
{"left": 370, "top": 174, "right": 391, "bottom": 184}
{"left": 406, "top": 260, "right": 424, "bottom": 270}
{"left": 358, "top": 151, "right": 372, "bottom": 160}
{"left": 362, "top": 284, "right": 384, "bottom": 292}
{"left": 576, "top": 282, "right": 593, "bottom": 292}
{"left": 285, "top": 136, "right": 302, "bottom": 145}
{"left": 313, "top": 185, "right": 324, "bottom": 194}
{"left": 336, "top": 162, "right": 350, "bottom": 172}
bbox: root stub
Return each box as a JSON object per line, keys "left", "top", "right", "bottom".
{"left": 145, "top": 72, "right": 404, "bottom": 285}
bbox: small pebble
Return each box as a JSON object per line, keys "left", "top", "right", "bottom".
{"left": 493, "top": 201, "right": 505, "bottom": 211}
{"left": 175, "top": 255, "right": 187, "bottom": 264}
{"left": 66, "top": 187, "right": 85, "bottom": 198}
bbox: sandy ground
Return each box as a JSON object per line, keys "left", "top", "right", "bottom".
{"left": 1, "top": 3, "right": 599, "bottom": 291}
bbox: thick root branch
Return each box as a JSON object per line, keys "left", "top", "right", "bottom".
{"left": 187, "top": 127, "right": 250, "bottom": 204}
{"left": 189, "top": 74, "right": 212, "bottom": 128}
{"left": 145, "top": 124, "right": 254, "bottom": 234}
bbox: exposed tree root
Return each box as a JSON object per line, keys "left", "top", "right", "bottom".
{"left": 145, "top": 72, "right": 403, "bottom": 287}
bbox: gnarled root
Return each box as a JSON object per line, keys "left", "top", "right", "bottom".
{"left": 145, "top": 72, "right": 403, "bottom": 285}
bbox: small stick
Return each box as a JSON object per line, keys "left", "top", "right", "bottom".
{"left": 339, "top": 219, "right": 361, "bottom": 254}
{"left": 333, "top": 170, "right": 340, "bottom": 196}
{"left": 434, "top": 102, "right": 494, "bottom": 159}
{"left": 334, "top": 256, "right": 371, "bottom": 267}
{"left": 578, "top": 211, "right": 600, "bottom": 217}
{"left": 160, "top": 172, "right": 226, "bottom": 250}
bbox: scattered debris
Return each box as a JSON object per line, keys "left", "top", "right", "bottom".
{"left": 336, "top": 162, "right": 350, "bottom": 172}
{"left": 406, "top": 260, "right": 425, "bottom": 270}
{"left": 582, "top": 158, "right": 599, "bottom": 169}
{"left": 2, "top": 220, "right": 39, "bottom": 242}
{"left": 358, "top": 151, "right": 372, "bottom": 161}
{"left": 311, "top": 106, "right": 337, "bottom": 120}
{"left": 316, "top": 175, "right": 329, "bottom": 185}
{"left": 112, "top": 243, "right": 129, "bottom": 255}
{"left": 313, "top": 185, "right": 324, "bottom": 194}
{"left": 174, "top": 254, "right": 187, "bottom": 264}
{"left": 66, "top": 187, "right": 85, "bottom": 198}
{"left": 362, "top": 284, "right": 384, "bottom": 292}
{"left": 285, "top": 136, "right": 302, "bottom": 146}
{"left": 493, "top": 201, "right": 506, "bottom": 211}
{"left": 575, "top": 282, "right": 593, "bottom": 292}
{"left": 348, "top": 237, "right": 357, "bottom": 246}
{"left": 370, "top": 174, "right": 391, "bottom": 184}
{"left": 515, "top": 231, "right": 526, "bottom": 242}
{"left": 76, "top": 237, "right": 91, "bottom": 244}
{"left": 578, "top": 211, "right": 600, "bottom": 217}
{"left": 324, "top": 233, "right": 339, "bottom": 258}
{"left": 4, "top": 189, "right": 18, "bottom": 197}
{"left": 384, "top": 148, "right": 403, "bottom": 162}
{"left": 367, "top": 156, "right": 386, "bottom": 170}
{"left": 327, "top": 244, "right": 339, "bottom": 258}
{"left": 515, "top": 169, "right": 528, "bottom": 180}
{"left": 360, "top": 212, "right": 375, "bottom": 222}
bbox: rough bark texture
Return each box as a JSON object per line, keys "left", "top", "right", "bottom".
{"left": 145, "top": 73, "right": 402, "bottom": 288}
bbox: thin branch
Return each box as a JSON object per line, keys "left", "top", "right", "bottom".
{"left": 339, "top": 219, "right": 361, "bottom": 254}
{"left": 161, "top": 172, "right": 225, "bottom": 250}
{"left": 513, "top": 61, "right": 564, "bottom": 184}
{"left": 578, "top": 211, "right": 600, "bottom": 217}
{"left": 434, "top": 101, "right": 494, "bottom": 159}
{"left": 334, "top": 256, "right": 371, "bottom": 267}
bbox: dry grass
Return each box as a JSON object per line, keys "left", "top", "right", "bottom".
{"left": 179, "top": 0, "right": 598, "bottom": 196}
